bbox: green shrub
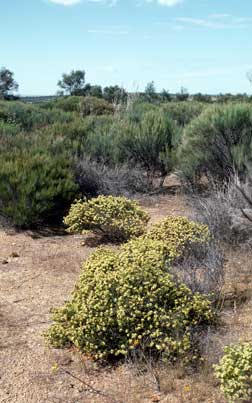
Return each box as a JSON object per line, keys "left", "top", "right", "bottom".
{"left": 37, "top": 119, "right": 91, "bottom": 157}
{"left": 119, "top": 110, "right": 178, "bottom": 180}
{"left": 126, "top": 101, "right": 159, "bottom": 123}
{"left": 0, "top": 100, "right": 73, "bottom": 131}
{"left": 162, "top": 101, "right": 206, "bottom": 127}
{"left": 178, "top": 103, "right": 252, "bottom": 182}
{"left": 79, "top": 96, "right": 114, "bottom": 116}
{"left": 0, "top": 152, "right": 78, "bottom": 227}
{"left": 45, "top": 96, "right": 82, "bottom": 112}
{"left": 81, "top": 115, "right": 118, "bottom": 164}
{"left": 214, "top": 342, "right": 252, "bottom": 403}
{"left": 45, "top": 236, "right": 214, "bottom": 360}
{"left": 0, "top": 120, "right": 21, "bottom": 137}
{"left": 64, "top": 195, "right": 150, "bottom": 241}
{"left": 43, "top": 96, "right": 114, "bottom": 116}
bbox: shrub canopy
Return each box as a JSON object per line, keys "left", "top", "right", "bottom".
{"left": 178, "top": 103, "right": 252, "bottom": 182}
{"left": 45, "top": 226, "right": 214, "bottom": 360}
{"left": 214, "top": 342, "right": 252, "bottom": 403}
{"left": 64, "top": 195, "right": 150, "bottom": 241}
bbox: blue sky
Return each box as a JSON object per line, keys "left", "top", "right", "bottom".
{"left": 1, "top": 0, "right": 252, "bottom": 95}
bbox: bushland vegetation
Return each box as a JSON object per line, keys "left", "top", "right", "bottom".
{"left": 2, "top": 86, "right": 252, "bottom": 401}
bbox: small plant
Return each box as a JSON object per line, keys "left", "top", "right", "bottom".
{"left": 214, "top": 342, "right": 252, "bottom": 403}
{"left": 45, "top": 236, "right": 214, "bottom": 360}
{"left": 64, "top": 195, "right": 150, "bottom": 242}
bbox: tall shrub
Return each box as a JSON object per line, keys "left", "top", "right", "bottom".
{"left": 119, "top": 110, "right": 178, "bottom": 181}
{"left": 178, "top": 103, "right": 252, "bottom": 182}
{"left": 0, "top": 152, "right": 78, "bottom": 227}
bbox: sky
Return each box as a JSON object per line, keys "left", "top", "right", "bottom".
{"left": 1, "top": 0, "right": 252, "bottom": 95}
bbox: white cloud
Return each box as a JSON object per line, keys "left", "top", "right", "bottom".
{"left": 88, "top": 28, "right": 128, "bottom": 34}
{"left": 48, "top": 0, "right": 82, "bottom": 5}
{"left": 157, "top": 0, "right": 183, "bottom": 6}
{"left": 146, "top": 0, "right": 183, "bottom": 6}
{"left": 175, "top": 15, "right": 252, "bottom": 29}
{"left": 48, "top": 0, "right": 117, "bottom": 5}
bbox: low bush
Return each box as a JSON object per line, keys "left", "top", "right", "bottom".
{"left": 45, "top": 96, "right": 82, "bottom": 112}
{"left": 162, "top": 101, "right": 206, "bottom": 127}
{"left": 143, "top": 216, "right": 223, "bottom": 294}
{"left": 75, "top": 158, "right": 153, "bottom": 197}
{"left": 189, "top": 175, "right": 252, "bottom": 244}
{"left": 45, "top": 236, "right": 214, "bottom": 360}
{"left": 144, "top": 215, "right": 210, "bottom": 260}
{"left": 214, "top": 342, "right": 252, "bottom": 403}
{"left": 178, "top": 103, "right": 252, "bottom": 182}
{"left": 0, "top": 152, "right": 78, "bottom": 227}
{"left": 0, "top": 100, "right": 73, "bottom": 131}
{"left": 64, "top": 195, "right": 150, "bottom": 241}
{"left": 79, "top": 96, "right": 114, "bottom": 116}
{"left": 0, "top": 120, "right": 21, "bottom": 137}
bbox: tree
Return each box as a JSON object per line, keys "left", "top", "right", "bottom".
{"left": 0, "top": 67, "right": 19, "bottom": 99}
{"left": 160, "top": 89, "right": 172, "bottom": 102}
{"left": 103, "top": 85, "right": 127, "bottom": 104}
{"left": 144, "top": 81, "right": 157, "bottom": 102}
{"left": 83, "top": 84, "right": 103, "bottom": 98}
{"left": 193, "top": 93, "right": 212, "bottom": 103}
{"left": 176, "top": 86, "right": 189, "bottom": 101}
{"left": 58, "top": 70, "right": 85, "bottom": 95}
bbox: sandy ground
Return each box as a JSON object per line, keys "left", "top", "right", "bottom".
{"left": 1, "top": 191, "right": 252, "bottom": 403}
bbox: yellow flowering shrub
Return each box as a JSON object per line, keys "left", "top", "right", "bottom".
{"left": 45, "top": 225, "right": 214, "bottom": 360}
{"left": 144, "top": 215, "right": 210, "bottom": 261}
{"left": 63, "top": 195, "right": 150, "bottom": 242}
{"left": 214, "top": 342, "right": 252, "bottom": 403}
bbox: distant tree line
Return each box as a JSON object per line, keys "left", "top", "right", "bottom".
{"left": 2, "top": 66, "right": 252, "bottom": 104}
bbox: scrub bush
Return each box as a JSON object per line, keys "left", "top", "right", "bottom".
{"left": 119, "top": 110, "right": 178, "bottom": 181}
{"left": 0, "top": 152, "right": 78, "bottom": 227}
{"left": 214, "top": 342, "right": 252, "bottom": 403}
{"left": 45, "top": 236, "right": 214, "bottom": 360}
{"left": 144, "top": 215, "right": 210, "bottom": 260}
{"left": 178, "top": 103, "right": 252, "bottom": 182}
{"left": 162, "top": 101, "right": 206, "bottom": 127}
{"left": 64, "top": 195, "right": 150, "bottom": 241}
{"left": 0, "top": 100, "right": 73, "bottom": 131}
{"left": 79, "top": 96, "right": 114, "bottom": 116}
{"left": 143, "top": 216, "right": 223, "bottom": 294}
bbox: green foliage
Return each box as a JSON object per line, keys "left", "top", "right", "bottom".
{"left": 103, "top": 85, "right": 127, "bottom": 104}
{"left": 178, "top": 103, "right": 252, "bottom": 182}
{"left": 162, "top": 101, "right": 206, "bottom": 127}
{"left": 214, "top": 342, "right": 252, "bottom": 403}
{"left": 58, "top": 69, "right": 86, "bottom": 95}
{"left": 0, "top": 100, "right": 73, "bottom": 131}
{"left": 119, "top": 110, "right": 178, "bottom": 178}
{"left": 79, "top": 96, "right": 114, "bottom": 116}
{"left": 46, "top": 96, "right": 82, "bottom": 112}
{"left": 45, "top": 225, "right": 214, "bottom": 360}
{"left": 83, "top": 115, "right": 119, "bottom": 164}
{"left": 64, "top": 195, "right": 150, "bottom": 241}
{"left": 0, "top": 67, "right": 18, "bottom": 98}
{"left": 0, "top": 120, "right": 20, "bottom": 137}
{"left": 0, "top": 151, "right": 78, "bottom": 227}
